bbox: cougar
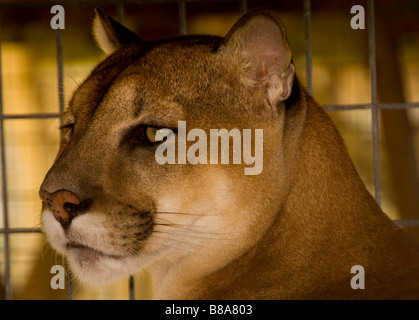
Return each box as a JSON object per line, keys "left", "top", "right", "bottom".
{"left": 39, "top": 8, "right": 419, "bottom": 299}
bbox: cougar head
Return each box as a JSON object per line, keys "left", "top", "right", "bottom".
{"left": 39, "top": 8, "right": 296, "bottom": 288}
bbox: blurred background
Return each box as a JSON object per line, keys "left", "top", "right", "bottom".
{"left": 0, "top": 0, "right": 418, "bottom": 299}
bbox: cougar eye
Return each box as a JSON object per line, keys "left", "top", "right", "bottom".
{"left": 59, "top": 112, "right": 76, "bottom": 141}
{"left": 145, "top": 126, "right": 173, "bottom": 143}
{"left": 59, "top": 123, "right": 75, "bottom": 141}
{"left": 125, "top": 125, "right": 174, "bottom": 148}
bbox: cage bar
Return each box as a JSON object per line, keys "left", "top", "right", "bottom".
{"left": 117, "top": 3, "right": 125, "bottom": 24}
{"left": 323, "top": 102, "right": 419, "bottom": 112}
{"left": 0, "top": 31, "right": 12, "bottom": 301}
{"left": 304, "top": 0, "right": 313, "bottom": 95}
{"left": 368, "top": 0, "right": 381, "bottom": 206}
{"left": 240, "top": 0, "right": 247, "bottom": 15}
{"left": 56, "top": 29, "right": 65, "bottom": 116}
{"left": 116, "top": 2, "right": 137, "bottom": 300}
{"left": 178, "top": 1, "right": 187, "bottom": 35}
{"left": 129, "top": 275, "right": 135, "bottom": 300}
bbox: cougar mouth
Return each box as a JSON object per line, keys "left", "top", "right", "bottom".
{"left": 66, "top": 242, "right": 124, "bottom": 260}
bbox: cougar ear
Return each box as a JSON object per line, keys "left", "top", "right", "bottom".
{"left": 93, "top": 8, "right": 144, "bottom": 55}
{"left": 221, "top": 9, "right": 294, "bottom": 106}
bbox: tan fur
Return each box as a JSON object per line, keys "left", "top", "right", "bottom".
{"left": 39, "top": 8, "right": 419, "bottom": 299}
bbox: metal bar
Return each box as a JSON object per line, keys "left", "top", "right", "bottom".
{"left": 0, "top": 37, "right": 12, "bottom": 300}
{"left": 322, "top": 102, "right": 419, "bottom": 112}
{"left": 117, "top": 3, "right": 124, "bottom": 24}
{"left": 304, "top": 0, "right": 313, "bottom": 95}
{"left": 56, "top": 29, "right": 65, "bottom": 116}
{"left": 129, "top": 275, "right": 135, "bottom": 300}
{"left": 178, "top": 0, "right": 187, "bottom": 35}
{"left": 1, "top": 104, "right": 418, "bottom": 118}
{"left": 0, "top": 103, "right": 417, "bottom": 118}
{"left": 55, "top": 25, "right": 73, "bottom": 300}
{"left": 394, "top": 220, "right": 419, "bottom": 227}
{"left": 368, "top": 0, "right": 381, "bottom": 206}
{"left": 117, "top": 2, "right": 136, "bottom": 301}
{"left": 115, "top": 3, "right": 136, "bottom": 301}
{"left": 322, "top": 104, "right": 374, "bottom": 111}
{"left": 3, "top": 219, "right": 417, "bottom": 231}
{"left": 368, "top": 0, "right": 378, "bottom": 105}
{"left": 239, "top": 0, "right": 247, "bottom": 15}
{"left": 65, "top": 260, "right": 73, "bottom": 300}
{"left": 0, "top": 113, "right": 61, "bottom": 119}
{"left": 0, "top": 228, "right": 42, "bottom": 234}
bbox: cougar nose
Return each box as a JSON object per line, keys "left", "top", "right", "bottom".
{"left": 39, "top": 189, "right": 91, "bottom": 228}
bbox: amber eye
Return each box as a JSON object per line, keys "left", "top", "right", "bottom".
{"left": 125, "top": 125, "right": 174, "bottom": 148}
{"left": 59, "top": 123, "right": 75, "bottom": 141}
{"left": 145, "top": 126, "right": 173, "bottom": 143}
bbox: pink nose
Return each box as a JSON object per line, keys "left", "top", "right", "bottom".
{"left": 39, "top": 189, "right": 88, "bottom": 227}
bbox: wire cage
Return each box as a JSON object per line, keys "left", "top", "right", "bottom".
{"left": 0, "top": 0, "right": 419, "bottom": 300}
